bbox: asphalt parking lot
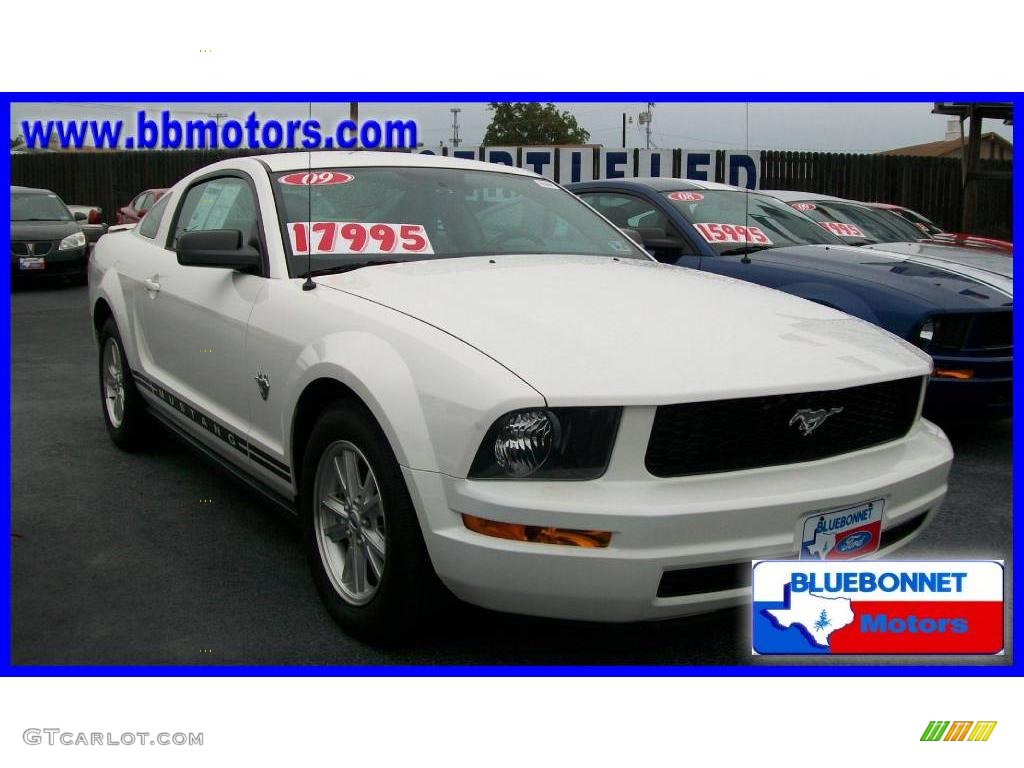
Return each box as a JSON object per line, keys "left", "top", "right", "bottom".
{"left": 10, "top": 283, "right": 1014, "bottom": 667}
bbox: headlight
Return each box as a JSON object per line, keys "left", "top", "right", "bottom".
{"left": 59, "top": 231, "right": 87, "bottom": 251}
{"left": 469, "top": 407, "right": 621, "bottom": 480}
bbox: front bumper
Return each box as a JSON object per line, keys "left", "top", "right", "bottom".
{"left": 925, "top": 353, "right": 1011, "bottom": 417}
{"left": 10, "top": 245, "right": 88, "bottom": 279}
{"left": 405, "top": 414, "right": 953, "bottom": 622}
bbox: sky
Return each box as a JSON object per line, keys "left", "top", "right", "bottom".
{"left": 10, "top": 101, "right": 1014, "bottom": 152}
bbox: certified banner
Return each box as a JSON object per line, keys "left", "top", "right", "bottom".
{"left": 751, "top": 560, "right": 1004, "bottom": 655}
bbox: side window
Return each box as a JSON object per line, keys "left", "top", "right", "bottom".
{"left": 582, "top": 193, "right": 669, "bottom": 234}
{"left": 138, "top": 193, "right": 171, "bottom": 239}
{"left": 172, "top": 177, "right": 259, "bottom": 249}
{"left": 582, "top": 192, "right": 694, "bottom": 261}
{"left": 134, "top": 193, "right": 152, "bottom": 212}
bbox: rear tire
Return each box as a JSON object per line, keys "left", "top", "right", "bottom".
{"left": 301, "top": 399, "right": 439, "bottom": 644}
{"left": 98, "top": 317, "right": 151, "bottom": 450}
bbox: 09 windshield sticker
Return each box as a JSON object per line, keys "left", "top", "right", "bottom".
{"left": 693, "top": 222, "right": 773, "bottom": 246}
{"left": 288, "top": 222, "right": 433, "bottom": 255}
{"left": 792, "top": 202, "right": 817, "bottom": 211}
{"left": 278, "top": 171, "right": 354, "bottom": 186}
{"left": 818, "top": 221, "right": 865, "bottom": 238}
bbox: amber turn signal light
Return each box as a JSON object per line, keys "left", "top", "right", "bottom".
{"left": 933, "top": 368, "right": 975, "bottom": 380}
{"left": 461, "top": 514, "right": 611, "bottom": 548}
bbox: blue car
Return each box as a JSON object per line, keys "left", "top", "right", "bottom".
{"left": 568, "top": 178, "right": 1012, "bottom": 417}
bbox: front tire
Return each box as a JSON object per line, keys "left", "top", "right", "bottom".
{"left": 301, "top": 400, "right": 438, "bottom": 643}
{"left": 98, "top": 317, "right": 151, "bottom": 449}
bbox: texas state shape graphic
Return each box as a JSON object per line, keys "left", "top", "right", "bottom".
{"left": 765, "top": 587, "right": 855, "bottom": 649}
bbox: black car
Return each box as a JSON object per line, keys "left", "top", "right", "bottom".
{"left": 11, "top": 186, "right": 89, "bottom": 284}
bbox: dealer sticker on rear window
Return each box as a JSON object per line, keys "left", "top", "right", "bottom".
{"left": 818, "top": 221, "right": 865, "bottom": 238}
{"left": 289, "top": 221, "right": 433, "bottom": 255}
{"left": 667, "top": 191, "right": 704, "bottom": 202}
{"left": 693, "top": 222, "right": 773, "bottom": 246}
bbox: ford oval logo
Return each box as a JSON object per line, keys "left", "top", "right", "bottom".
{"left": 837, "top": 531, "right": 872, "bottom": 553}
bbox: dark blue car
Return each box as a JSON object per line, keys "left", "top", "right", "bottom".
{"left": 568, "top": 178, "right": 1012, "bottom": 417}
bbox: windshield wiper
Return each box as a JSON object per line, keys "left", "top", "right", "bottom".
{"left": 719, "top": 244, "right": 774, "bottom": 256}
{"left": 15, "top": 218, "right": 65, "bottom": 222}
{"left": 306, "top": 260, "right": 403, "bottom": 277}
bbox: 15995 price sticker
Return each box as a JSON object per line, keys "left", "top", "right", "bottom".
{"left": 693, "top": 222, "right": 773, "bottom": 246}
{"left": 289, "top": 222, "right": 433, "bottom": 255}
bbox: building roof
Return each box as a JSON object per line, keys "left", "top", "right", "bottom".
{"left": 879, "top": 132, "right": 1012, "bottom": 157}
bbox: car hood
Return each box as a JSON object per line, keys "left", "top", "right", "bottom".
{"left": 10, "top": 220, "right": 82, "bottom": 241}
{"left": 316, "top": 254, "right": 931, "bottom": 405}
{"left": 757, "top": 244, "right": 1012, "bottom": 309}
{"left": 862, "top": 241, "right": 1013, "bottom": 288}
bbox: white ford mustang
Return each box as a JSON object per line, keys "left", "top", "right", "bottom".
{"left": 89, "top": 151, "right": 953, "bottom": 642}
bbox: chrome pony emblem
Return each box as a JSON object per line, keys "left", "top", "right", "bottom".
{"left": 254, "top": 369, "right": 271, "bottom": 401}
{"left": 789, "top": 407, "right": 843, "bottom": 436}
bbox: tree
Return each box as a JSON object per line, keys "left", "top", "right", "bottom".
{"left": 482, "top": 102, "right": 590, "bottom": 145}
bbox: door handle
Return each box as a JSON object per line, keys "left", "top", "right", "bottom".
{"left": 143, "top": 277, "right": 161, "bottom": 293}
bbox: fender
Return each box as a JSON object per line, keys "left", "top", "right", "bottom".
{"left": 278, "top": 326, "right": 544, "bottom": 481}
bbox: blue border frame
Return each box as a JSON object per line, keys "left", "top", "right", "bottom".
{"left": 3, "top": 91, "right": 1019, "bottom": 676}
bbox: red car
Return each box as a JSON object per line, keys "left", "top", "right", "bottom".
{"left": 866, "top": 202, "right": 1012, "bottom": 254}
{"left": 116, "top": 188, "right": 169, "bottom": 225}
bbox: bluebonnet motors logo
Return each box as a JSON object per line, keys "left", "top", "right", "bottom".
{"left": 752, "top": 560, "right": 1004, "bottom": 654}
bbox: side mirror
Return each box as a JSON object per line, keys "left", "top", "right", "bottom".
{"left": 176, "top": 229, "right": 261, "bottom": 273}
{"left": 73, "top": 211, "right": 87, "bottom": 222}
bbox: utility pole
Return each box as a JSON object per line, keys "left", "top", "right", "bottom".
{"left": 622, "top": 113, "right": 626, "bottom": 148}
{"left": 450, "top": 108, "right": 462, "bottom": 148}
{"left": 644, "top": 102, "right": 654, "bottom": 150}
{"left": 207, "top": 112, "right": 229, "bottom": 127}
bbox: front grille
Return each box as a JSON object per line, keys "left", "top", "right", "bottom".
{"left": 932, "top": 311, "right": 1012, "bottom": 351}
{"left": 966, "top": 312, "right": 1011, "bottom": 350}
{"left": 645, "top": 377, "right": 923, "bottom": 477}
{"left": 11, "top": 241, "right": 54, "bottom": 256}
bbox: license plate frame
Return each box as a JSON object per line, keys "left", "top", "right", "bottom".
{"left": 799, "top": 498, "right": 884, "bottom": 560}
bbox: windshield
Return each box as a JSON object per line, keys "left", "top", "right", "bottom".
{"left": 273, "top": 166, "right": 647, "bottom": 275}
{"left": 661, "top": 190, "right": 841, "bottom": 253}
{"left": 788, "top": 200, "right": 923, "bottom": 244}
{"left": 11, "top": 192, "right": 72, "bottom": 222}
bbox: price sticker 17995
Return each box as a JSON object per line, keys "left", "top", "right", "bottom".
{"left": 289, "top": 222, "right": 433, "bottom": 255}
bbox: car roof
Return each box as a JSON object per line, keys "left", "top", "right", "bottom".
{"left": 256, "top": 150, "right": 539, "bottom": 178}
{"left": 760, "top": 189, "right": 851, "bottom": 204}
{"left": 10, "top": 185, "right": 55, "bottom": 195}
{"left": 570, "top": 177, "right": 747, "bottom": 193}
